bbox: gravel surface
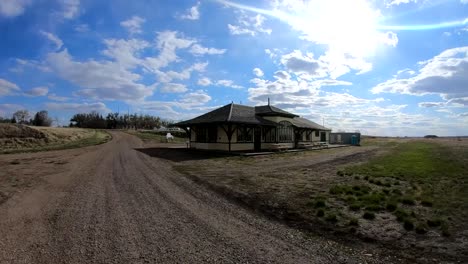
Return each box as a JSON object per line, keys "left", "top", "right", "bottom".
{"left": 0, "top": 132, "right": 402, "bottom": 263}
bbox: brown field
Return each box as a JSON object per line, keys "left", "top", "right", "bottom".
{"left": 164, "top": 137, "right": 468, "bottom": 262}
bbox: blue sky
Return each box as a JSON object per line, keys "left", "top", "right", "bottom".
{"left": 0, "top": 0, "right": 467, "bottom": 136}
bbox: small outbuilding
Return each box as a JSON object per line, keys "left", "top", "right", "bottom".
{"left": 329, "top": 132, "right": 361, "bottom": 145}
{"left": 173, "top": 103, "right": 331, "bottom": 152}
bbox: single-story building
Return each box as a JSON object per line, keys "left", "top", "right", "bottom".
{"left": 173, "top": 103, "right": 331, "bottom": 152}
{"left": 329, "top": 132, "right": 361, "bottom": 145}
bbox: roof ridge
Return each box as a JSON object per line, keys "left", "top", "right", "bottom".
{"left": 226, "top": 102, "right": 234, "bottom": 122}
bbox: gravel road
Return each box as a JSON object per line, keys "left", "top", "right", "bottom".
{"left": 0, "top": 132, "right": 400, "bottom": 263}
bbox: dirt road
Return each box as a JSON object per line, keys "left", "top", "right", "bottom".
{"left": 0, "top": 132, "right": 399, "bottom": 263}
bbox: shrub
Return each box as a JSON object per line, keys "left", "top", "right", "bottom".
{"left": 404, "top": 219, "right": 414, "bottom": 231}
{"left": 386, "top": 201, "right": 398, "bottom": 212}
{"left": 421, "top": 199, "right": 433, "bottom": 207}
{"left": 363, "top": 211, "right": 375, "bottom": 220}
{"left": 427, "top": 218, "right": 442, "bottom": 227}
{"left": 349, "top": 202, "right": 361, "bottom": 211}
{"left": 317, "top": 209, "right": 325, "bottom": 217}
{"left": 315, "top": 200, "right": 326, "bottom": 208}
{"left": 400, "top": 196, "right": 416, "bottom": 205}
{"left": 325, "top": 213, "right": 338, "bottom": 223}
{"left": 394, "top": 208, "right": 409, "bottom": 222}
{"left": 415, "top": 223, "right": 428, "bottom": 234}
{"left": 349, "top": 218, "right": 359, "bottom": 226}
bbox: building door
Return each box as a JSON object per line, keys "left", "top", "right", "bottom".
{"left": 254, "top": 127, "right": 261, "bottom": 151}
{"left": 320, "top": 132, "right": 326, "bottom": 142}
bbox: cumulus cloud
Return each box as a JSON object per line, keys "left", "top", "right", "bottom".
{"left": 61, "top": 0, "right": 80, "bottom": 19}
{"left": 45, "top": 102, "right": 109, "bottom": 113}
{"left": 46, "top": 49, "right": 153, "bottom": 101}
{"left": 0, "top": 0, "right": 31, "bottom": 18}
{"left": 180, "top": 2, "right": 200, "bottom": 20}
{"left": 253, "top": 67, "right": 264, "bottom": 77}
{"left": 25, "top": 86, "right": 48, "bottom": 96}
{"left": 216, "top": 79, "right": 243, "bottom": 89}
{"left": 156, "top": 62, "right": 208, "bottom": 83}
{"left": 228, "top": 14, "right": 272, "bottom": 36}
{"left": 386, "top": 0, "right": 418, "bottom": 7}
{"left": 372, "top": 47, "right": 468, "bottom": 102}
{"left": 180, "top": 90, "right": 211, "bottom": 105}
{"left": 143, "top": 31, "right": 195, "bottom": 71}
{"left": 160, "top": 83, "right": 187, "bottom": 93}
{"left": 47, "top": 93, "right": 70, "bottom": 102}
{"left": 120, "top": 16, "right": 146, "bottom": 35}
{"left": 197, "top": 77, "right": 212, "bottom": 86}
{"left": 189, "top": 44, "right": 226, "bottom": 56}
{"left": 0, "top": 78, "right": 20, "bottom": 96}
{"left": 102, "top": 38, "right": 149, "bottom": 69}
{"left": 281, "top": 50, "right": 322, "bottom": 76}
{"left": 40, "top": 31, "right": 63, "bottom": 51}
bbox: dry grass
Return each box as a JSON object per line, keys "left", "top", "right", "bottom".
{"left": 0, "top": 124, "right": 111, "bottom": 154}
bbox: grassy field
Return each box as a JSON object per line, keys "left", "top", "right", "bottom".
{"left": 173, "top": 138, "right": 468, "bottom": 260}
{"left": 0, "top": 125, "right": 111, "bottom": 154}
{"left": 126, "top": 130, "right": 187, "bottom": 143}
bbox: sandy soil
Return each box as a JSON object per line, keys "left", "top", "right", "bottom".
{"left": 0, "top": 132, "right": 403, "bottom": 263}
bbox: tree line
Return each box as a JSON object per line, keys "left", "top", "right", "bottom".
{"left": 0, "top": 110, "right": 171, "bottom": 130}
{"left": 0, "top": 110, "right": 53, "bottom": 126}
{"left": 70, "top": 112, "right": 172, "bottom": 129}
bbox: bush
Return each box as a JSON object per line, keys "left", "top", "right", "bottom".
{"left": 363, "top": 211, "right": 375, "bottom": 220}
{"left": 427, "top": 218, "right": 442, "bottom": 227}
{"left": 400, "top": 196, "right": 416, "bottom": 205}
{"left": 315, "top": 200, "right": 326, "bottom": 208}
{"left": 394, "top": 208, "right": 409, "bottom": 222}
{"left": 415, "top": 223, "right": 428, "bottom": 234}
{"left": 421, "top": 199, "right": 433, "bottom": 207}
{"left": 404, "top": 219, "right": 414, "bottom": 230}
{"left": 349, "top": 202, "right": 361, "bottom": 211}
{"left": 349, "top": 218, "right": 359, "bottom": 226}
{"left": 317, "top": 209, "right": 325, "bottom": 217}
{"left": 325, "top": 213, "right": 338, "bottom": 223}
{"left": 386, "top": 201, "right": 398, "bottom": 212}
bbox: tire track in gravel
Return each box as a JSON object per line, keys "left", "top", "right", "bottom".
{"left": 0, "top": 132, "right": 401, "bottom": 263}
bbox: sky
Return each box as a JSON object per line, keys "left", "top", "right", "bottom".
{"left": 0, "top": 0, "right": 467, "bottom": 136}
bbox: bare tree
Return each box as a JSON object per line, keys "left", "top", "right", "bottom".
{"left": 13, "top": 110, "right": 30, "bottom": 124}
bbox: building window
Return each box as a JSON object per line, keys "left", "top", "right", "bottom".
{"left": 278, "top": 121, "right": 293, "bottom": 142}
{"left": 237, "top": 126, "right": 253, "bottom": 142}
{"left": 262, "top": 127, "right": 276, "bottom": 142}
{"left": 315, "top": 130, "right": 319, "bottom": 137}
{"left": 196, "top": 127, "right": 208, "bottom": 142}
{"left": 208, "top": 126, "right": 217, "bottom": 143}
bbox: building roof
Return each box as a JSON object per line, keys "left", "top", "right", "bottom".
{"left": 173, "top": 103, "right": 331, "bottom": 130}
{"left": 173, "top": 103, "right": 278, "bottom": 127}
{"left": 255, "top": 105, "right": 298, "bottom": 118}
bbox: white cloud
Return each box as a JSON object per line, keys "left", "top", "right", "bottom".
{"left": 156, "top": 62, "right": 207, "bottom": 83}
{"left": 216, "top": 79, "right": 243, "bottom": 89}
{"left": 120, "top": 16, "right": 146, "bottom": 35}
{"left": 75, "top": 23, "right": 89, "bottom": 32}
{"left": 47, "top": 93, "right": 70, "bottom": 102}
{"left": 0, "top": 0, "right": 31, "bottom": 18}
{"left": 253, "top": 67, "right": 264, "bottom": 77}
{"left": 189, "top": 44, "right": 226, "bottom": 56}
{"left": 46, "top": 49, "right": 154, "bottom": 101}
{"left": 281, "top": 50, "right": 323, "bottom": 76}
{"left": 0, "top": 78, "right": 20, "bottom": 96}
{"left": 418, "top": 102, "right": 446, "bottom": 108}
{"left": 228, "top": 13, "right": 272, "bottom": 36}
{"left": 372, "top": 46, "right": 468, "bottom": 102}
{"left": 62, "top": 0, "right": 80, "bottom": 19}
{"left": 143, "top": 31, "right": 195, "bottom": 71}
{"left": 160, "top": 83, "right": 187, "bottom": 93}
{"left": 180, "top": 2, "right": 200, "bottom": 20}
{"left": 40, "top": 31, "right": 63, "bottom": 51}
{"left": 198, "top": 77, "right": 212, "bottom": 86}
{"left": 180, "top": 90, "right": 211, "bottom": 105}
{"left": 102, "top": 38, "right": 149, "bottom": 69}
{"left": 45, "top": 102, "right": 109, "bottom": 113}
{"left": 386, "top": 0, "right": 418, "bottom": 6}
{"left": 25, "top": 86, "right": 48, "bottom": 96}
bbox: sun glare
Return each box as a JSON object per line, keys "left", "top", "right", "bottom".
{"left": 292, "top": 0, "right": 381, "bottom": 58}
